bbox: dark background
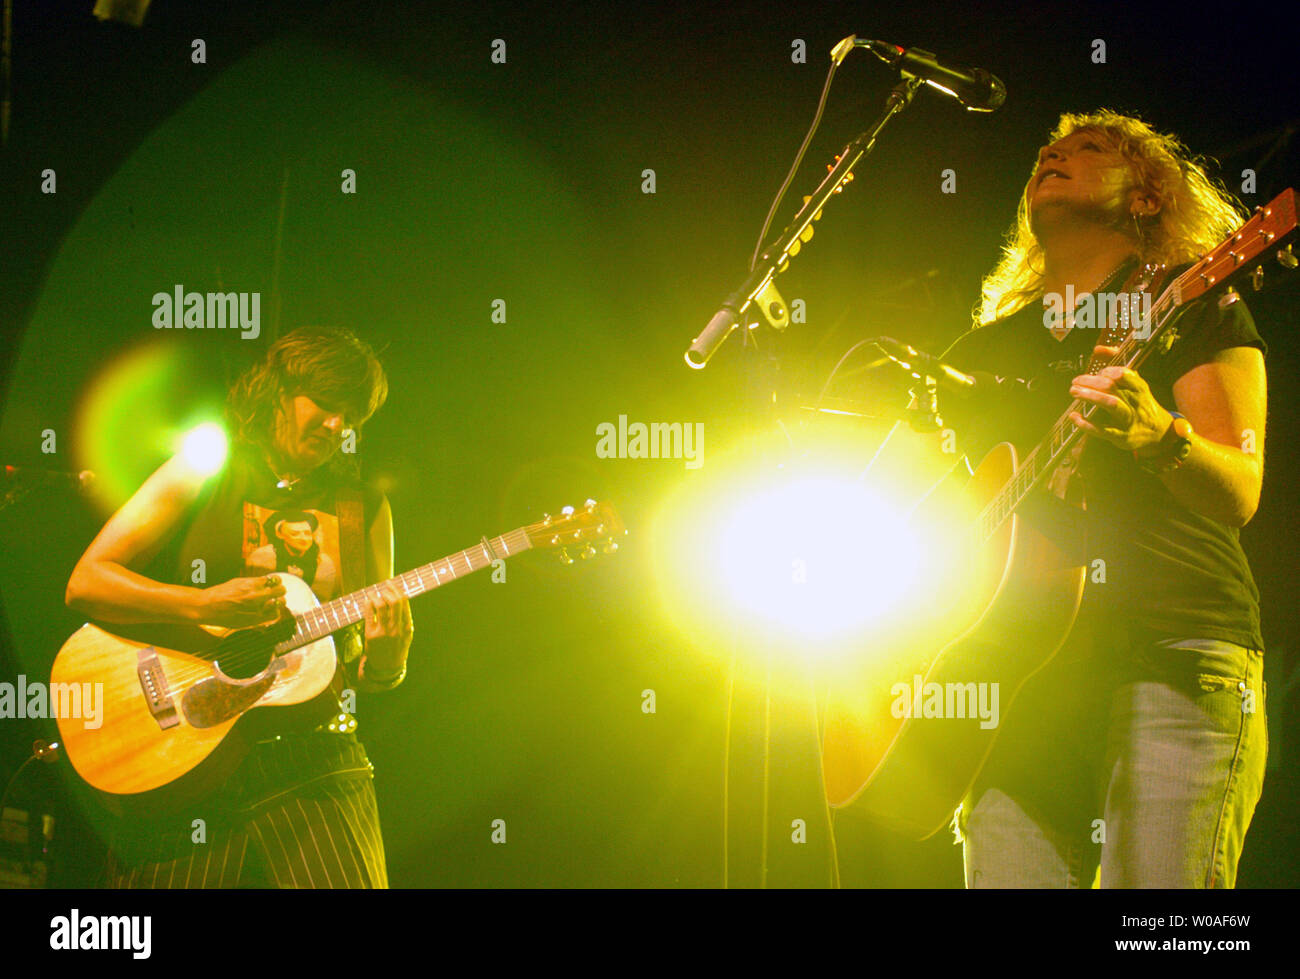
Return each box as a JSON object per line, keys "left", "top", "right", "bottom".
{"left": 0, "top": 0, "right": 1296, "bottom": 888}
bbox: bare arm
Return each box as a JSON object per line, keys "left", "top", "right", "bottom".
{"left": 356, "top": 494, "right": 414, "bottom": 690}
{"left": 65, "top": 454, "right": 285, "bottom": 627}
{"left": 1162, "top": 346, "right": 1266, "bottom": 527}
{"left": 1070, "top": 345, "right": 1266, "bottom": 527}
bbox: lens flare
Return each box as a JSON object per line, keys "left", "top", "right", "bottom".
{"left": 650, "top": 432, "right": 956, "bottom": 682}
{"left": 712, "top": 475, "right": 921, "bottom": 641}
{"left": 179, "top": 422, "right": 228, "bottom": 477}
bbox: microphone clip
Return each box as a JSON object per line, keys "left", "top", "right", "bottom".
{"left": 906, "top": 376, "right": 944, "bottom": 433}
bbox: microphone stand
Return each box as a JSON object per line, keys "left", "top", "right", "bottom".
{"left": 686, "top": 75, "right": 925, "bottom": 369}
{"left": 702, "top": 74, "right": 929, "bottom": 890}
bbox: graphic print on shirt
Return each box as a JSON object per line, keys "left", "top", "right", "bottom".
{"left": 241, "top": 503, "right": 342, "bottom": 600}
{"left": 1047, "top": 353, "right": 1091, "bottom": 378}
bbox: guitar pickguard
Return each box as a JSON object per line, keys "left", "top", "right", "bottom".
{"left": 180, "top": 663, "right": 283, "bottom": 729}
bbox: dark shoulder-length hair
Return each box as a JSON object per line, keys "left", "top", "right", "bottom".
{"left": 226, "top": 326, "right": 388, "bottom": 478}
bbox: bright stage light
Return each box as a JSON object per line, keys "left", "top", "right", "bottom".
{"left": 178, "top": 422, "right": 228, "bottom": 477}
{"left": 650, "top": 426, "right": 976, "bottom": 682}
{"left": 711, "top": 475, "right": 922, "bottom": 642}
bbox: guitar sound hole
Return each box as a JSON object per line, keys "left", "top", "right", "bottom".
{"left": 211, "top": 618, "right": 295, "bottom": 680}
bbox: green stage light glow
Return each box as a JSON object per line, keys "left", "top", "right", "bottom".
{"left": 71, "top": 340, "right": 228, "bottom": 513}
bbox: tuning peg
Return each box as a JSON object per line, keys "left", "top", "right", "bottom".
{"left": 541, "top": 513, "right": 552, "bottom": 526}
{"left": 558, "top": 548, "right": 574, "bottom": 565}
{"left": 602, "top": 539, "right": 619, "bottom": 555}
{"left": 580, "top": 545, "right": 596, "bottom": 560}
{"left": 584, "top": 499, "right": 597, "bottom": 510}
{"left": 1278, "top": 244, "right": 1297, "bottom": 270}
{"left": 561, "top": 505, "right": 575, "bottom": 516}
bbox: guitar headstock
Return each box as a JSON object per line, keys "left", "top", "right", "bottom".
{"left": 524, "top": 499, "right": 626, "bottom": 564}
{"left": 1165, "top": 187, "right": 1297, "bottom": 308}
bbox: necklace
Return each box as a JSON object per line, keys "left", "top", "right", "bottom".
{"left": 1049, "top": 256, "right": 1135, "bottom": 339}
{"left": 266, "top": 454, "right": 305, "bottom": 491}
{"left": 1082, "top": 256, "right": 1133, "bottom": 298}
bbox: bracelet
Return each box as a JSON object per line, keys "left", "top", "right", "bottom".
{"left": 360, "top": 655, "right": 406, "bottom": 688}
{"left": 1134, "top": 411, "right": 1194, "bottom": 474}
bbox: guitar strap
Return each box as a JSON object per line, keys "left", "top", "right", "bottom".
{"left": 334, "top": 488, "right": 367, "bottom": 682}
{"left": 335, "top": 488, "right": 367, "bottom": 596}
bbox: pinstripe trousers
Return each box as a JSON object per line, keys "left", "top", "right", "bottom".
{"left": 102, "top": 731, "right": 389, "bottom": 889}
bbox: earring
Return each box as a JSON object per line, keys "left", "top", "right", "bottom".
{"left": 1027, "top": 246, "right": 1045, "bottom": 277}
{"left": 1131, "top": 210, "right": 1146, "bottom": 252}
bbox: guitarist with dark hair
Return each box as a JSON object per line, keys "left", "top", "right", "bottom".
{"left": 65, "top": 325, "right": 413, "bottom": 888}
{"left": 935, "top": 111, "right": 1269, "bottom": 887}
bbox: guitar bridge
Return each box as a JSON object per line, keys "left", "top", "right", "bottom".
{"left": 137, "top": 648, "right": 180, "bottom": 730}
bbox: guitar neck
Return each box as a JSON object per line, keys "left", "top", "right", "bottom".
{"left": 285, "top": 528, "right": 533, "bottom": 646}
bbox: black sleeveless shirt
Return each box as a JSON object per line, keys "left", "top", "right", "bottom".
{"left": 141, "top": 444, "right": 384, "bottom": 802}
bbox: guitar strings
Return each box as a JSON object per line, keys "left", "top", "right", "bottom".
{"left": 147, "top": 527, "right": 539, "bottom": 691}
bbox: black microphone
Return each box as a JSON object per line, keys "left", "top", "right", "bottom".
{"left": 2, "top": 466, "right": 96, "bottom": 493}
{"left": 874, "top": 338, "right": 1027, "bottom": 402}
{"left": 857, "top": 40, "right": 1006, "bottom": 112}
{"left": 33, "top": 740, "right": 61, "bottom": 764}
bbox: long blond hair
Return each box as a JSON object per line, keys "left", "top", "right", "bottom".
{"left": 976, "top": 109, "right": 1249, "bottom": 325}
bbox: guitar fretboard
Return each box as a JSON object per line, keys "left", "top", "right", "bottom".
{"left": 278, "top": 528, "right": 533, "bottom": 650}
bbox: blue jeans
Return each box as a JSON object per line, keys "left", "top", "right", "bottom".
{"left": 956, "top": 624, "right": 1268, "bottom": 888}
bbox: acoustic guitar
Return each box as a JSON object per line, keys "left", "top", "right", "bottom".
{"left": 52, "top": 500, "right": 624, "bottom": 810}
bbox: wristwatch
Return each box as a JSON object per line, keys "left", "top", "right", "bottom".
{"left": 1135, "top": 411, "right": 1193, "bottom": 474}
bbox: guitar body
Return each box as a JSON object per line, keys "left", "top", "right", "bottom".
{"left": 822, "top": 441, "right": 1087, "bottom": 839}
{"left": 52, "top": 572, "right": 340, "bottom": 812}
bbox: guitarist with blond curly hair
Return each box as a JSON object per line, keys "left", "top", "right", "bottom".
{"left": 937, "top": 111, "right": 1268, "bottom": 888}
